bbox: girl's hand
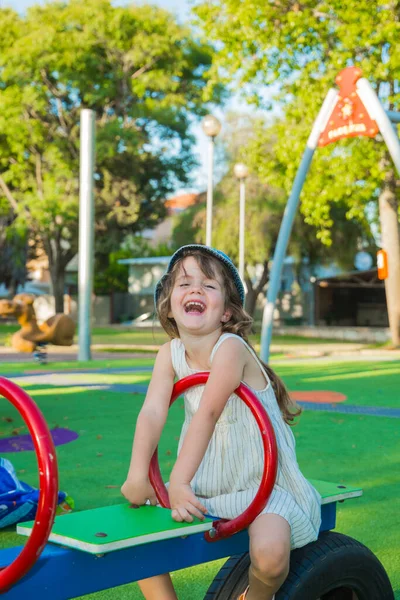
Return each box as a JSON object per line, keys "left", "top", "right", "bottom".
{"left": 121, "top": 477, "right": 157, "bottom": 507}
{"left": 168, "top": 482, "right": 207, "bottom": 523}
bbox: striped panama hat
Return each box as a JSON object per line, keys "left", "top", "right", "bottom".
{"left": 154, "top": 245, "right": 245, "bottom": 307}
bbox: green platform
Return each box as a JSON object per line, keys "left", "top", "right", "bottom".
{"left": 17, "top": 479, "right": 362, "bottom": 555}
{"left": 309, "top": 479, "right": 362, "bottom": 504}
{"left": 18, "top": 504, "right": 214, "bottom": 554}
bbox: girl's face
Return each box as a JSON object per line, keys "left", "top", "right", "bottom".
{"left": 169, "top": 256, "right": 231, "bottom": 336}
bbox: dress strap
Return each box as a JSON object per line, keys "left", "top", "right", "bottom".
{"left": 170, "top": 338, "right": 186, "bottom": 378}
{"left": 210, "top": 333, "right": 271, "bottom": 389}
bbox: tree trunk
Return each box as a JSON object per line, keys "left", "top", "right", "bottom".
{"left": 8, "top": 279, "right": 17, "bottom": 299}
{"left": 378, "top": 180, "right": 400, "bottom": 347}
{"left": 44, "top": 236, "right": 72, "bottom": 314}
{"left": 50, "top": 266, "right": 66, "bottom": 313}
{"left": 244, "top": 261, "right": 269, "bottom": 318}
{"left": 245, "top": 285, "right": 258, "bottom": 316}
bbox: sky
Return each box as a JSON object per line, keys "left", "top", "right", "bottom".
{"left": 2, "top": 0, "right": 244, "bottom": 194}
{"left": 2, "top": 0, "right": 191, "bottom": 18}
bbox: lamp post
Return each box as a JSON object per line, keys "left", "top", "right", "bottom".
{"left": 78, "top": 109, "right": 95, "bottom": 362}
{"left": 201, "top": 114, "right": 222, "bottom": 247}
{"left": 234, "top": 163, "right": 249, "bottom": 281}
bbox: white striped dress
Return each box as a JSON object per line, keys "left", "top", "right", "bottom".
{"left": 171, "top": 333, "right": 321, "bottom": 549}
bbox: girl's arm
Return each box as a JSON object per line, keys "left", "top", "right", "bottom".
{"left": 121, "top": 342, "right": 175, "bottom": 505}
{"left": 169, "top": 338, "right": 246, "bottom": 521}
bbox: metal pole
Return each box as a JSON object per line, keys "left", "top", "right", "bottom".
{"left": 309, "top": 277, "right": 316, "bottom": 326}
{"left": 239, "top": 179, "right": 246, "bottom": 281}
{"left": 78, "top": 109, "right": 95, "bottom": 362}
{"left": 260, "top": 88, "right": 338, "bottom": 362}
{"left": 357, "top": 79, "right": 400, "bottom": 174}
{"left": 206, "top": 137, "right": 214, "bottom": 247}
{"left": 386, "top": 110, "right": 400, "bottom": 124}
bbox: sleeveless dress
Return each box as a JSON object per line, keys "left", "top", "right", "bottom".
{"left": 170, "top": 333, "right": 321, "bottom": 550}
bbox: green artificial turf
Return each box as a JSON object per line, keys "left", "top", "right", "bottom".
{"left": 275, "top": 360, "right": 400, "bottom": 408}
{"left": 0, "top": 321, "right": 370, "bottom": 349}
{"left": 0, "top": 358, "right": 399, "bottom": 599}
{"left": 91, "top": 328, "right": 168, "bottom": 346}
{"left": 0, "top": 324, "right": 19, "bottom": 345}
{"left": 0, "top": 358, "right": 155, "bottom": 375}
{"left": 0, "top": 324, "right": 169, "bottom": 347}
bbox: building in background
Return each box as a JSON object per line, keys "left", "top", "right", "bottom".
{"left": 314, "top": 269, "right": 387, "bottom": 327}
{"left": 141, "top": 192, "right": 203, "bottom": 246}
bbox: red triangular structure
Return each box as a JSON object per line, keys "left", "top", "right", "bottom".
{"left": 318, "top": 67, "right": 379, "bottom": 147}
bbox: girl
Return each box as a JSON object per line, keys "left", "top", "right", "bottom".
{"left": 121, "top": 244, "right": 321, "bottom": 600}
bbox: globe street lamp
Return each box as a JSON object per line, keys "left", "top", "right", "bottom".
{"left": 234, "top": 163, "right": 249, "bottom": 281}
{"left": 202, "top": 114, "right": 222, "bottom": 247}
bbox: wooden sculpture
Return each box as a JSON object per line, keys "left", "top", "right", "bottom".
{"left": 0, "top": 294, "right": 75, "bottom": 353}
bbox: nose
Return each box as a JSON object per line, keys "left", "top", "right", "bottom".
{"left": 189, "top": 281, "right": 203, "bottom": 294}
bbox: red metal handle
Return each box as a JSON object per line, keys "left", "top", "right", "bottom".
{"left": 149, "top": 372, "right": 278, "bottom": 542}
{"left": 0, "top": 377, "right": 58, "bottom": 592}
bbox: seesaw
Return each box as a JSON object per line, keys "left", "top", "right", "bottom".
{"left": 0, "top": 375, "right": 394, "bottom": 599}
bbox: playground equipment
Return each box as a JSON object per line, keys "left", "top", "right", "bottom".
{"left": 0, "top": 294, "right": 75, "bottom": 360}
{"left": 261, "top": 66, "right": 400, "bottom": 361}
{"left": 0, "top": 374, "right": 394, "bottom": 599}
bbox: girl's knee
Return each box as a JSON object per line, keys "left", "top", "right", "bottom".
{"left": 250, "top": 540, "right": 290, "bottom": 581}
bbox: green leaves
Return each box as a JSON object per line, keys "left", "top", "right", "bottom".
{"left": 195, "top": 0, "right": 400, "bottom": 246}
{"left": 0, "top": 0, "right": 220, "bottom": 304}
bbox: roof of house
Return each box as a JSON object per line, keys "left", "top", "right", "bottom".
{"left": 165, "top": 193, "right": 200, "bottom": 211}
{"left": 118, "top": 256, "right": 171, "bottom": 266}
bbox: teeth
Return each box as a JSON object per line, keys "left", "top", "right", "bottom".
{"left": 185, "top": 301, "right": 205, "bottom": 313}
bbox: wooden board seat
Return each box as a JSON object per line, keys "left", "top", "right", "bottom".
{"left": 17, "top": 504, "right": 214, "bottom": 554}
{"left": 309, "top": 479, "right": 362, "bottom": 504}
{"left": 17, "top": 479, "right": 362, "bottom": 555}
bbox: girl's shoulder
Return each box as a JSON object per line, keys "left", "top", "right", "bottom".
{"left": 152, "top": 341, "right": 175, "bottom": 378}
{"left": 212, "top": 333, "right": 271, "bottom": 392}
{"left": 215, "top": 332, "right": 249, "bottom": 348}
{"left": 211, "top": 332, "right": 249, "bottom": 362}
{"left": 156, "top": 340, "right": 173, "bottom": 362}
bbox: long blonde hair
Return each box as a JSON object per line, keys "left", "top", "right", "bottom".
{"left": 156, "top": 249, "right": 301, "bottom": 425}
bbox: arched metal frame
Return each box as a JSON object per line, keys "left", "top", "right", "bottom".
{"left": 260, "top": 79, "right": 400, "bottom": 362}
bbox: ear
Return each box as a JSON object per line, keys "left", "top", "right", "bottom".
{"left": 221, "top": 310, "right": 232, "bottom": 323}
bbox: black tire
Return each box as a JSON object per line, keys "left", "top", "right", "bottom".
{"left": 204, "top": 531, "right": 394, "bottom": 600}
{"left": 204, "top": 552, "right": 250, "bottom": 600}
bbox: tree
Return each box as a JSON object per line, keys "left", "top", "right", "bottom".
{"left": 194, "top": 0, "right": 400, "bottom": 344}
{"left": 0, "top": 212, "right": 27, "bottom": 296}
{"left": 94, "top": 236, "right": 176, "bottom": 295}
{"left": 172, "top": 112, "right": 376, "bottom": 317}
{"left": 0, "top": 0, "right": 222, "bottom": 311}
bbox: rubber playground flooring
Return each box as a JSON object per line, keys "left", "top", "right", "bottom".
{"left": 0, "top": 357, "right": 399, "bottom": 599}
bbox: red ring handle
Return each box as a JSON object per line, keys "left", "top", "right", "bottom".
{"left": 0, "top": 377, "right": 58, "bottom": 592}
{"left": 149, "top": 372, "right": 278, "bottom": 542}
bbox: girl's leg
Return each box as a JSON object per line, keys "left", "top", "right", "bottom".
{"left": 138, "top": 573, "right": 178, "bottom": 600}
{"left": 246, "top": 514, "right": 291, "bottom": 600}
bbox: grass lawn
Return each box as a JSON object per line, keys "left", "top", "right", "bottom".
{"left": 0, "top": 322, "right": 368, "bottom": 349}
{"left": 0, "top": 358, "right": 155, "bottom": 376}
{"left": 277, "top": 360, "right": 400, "bottom": 408}
{"left": 0, "top": 358, "right": 399, "bottom": 599}
{"left": 0, "top": 324, "right": 18, "bottom": 345}
{"left": 0, "top": 323, "right": 169, "bottom": 347}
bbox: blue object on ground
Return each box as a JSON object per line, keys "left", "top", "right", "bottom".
{"left": 0, "top": 457, "right": 68, "bottom": 528}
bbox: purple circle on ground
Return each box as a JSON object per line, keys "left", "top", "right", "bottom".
{"left": 0, "top": 428, "right": 79, "bottom": 452}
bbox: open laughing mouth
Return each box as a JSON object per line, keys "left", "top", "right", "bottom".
{"left": 184, "top": 301, "right": 206, "bottom": 314}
